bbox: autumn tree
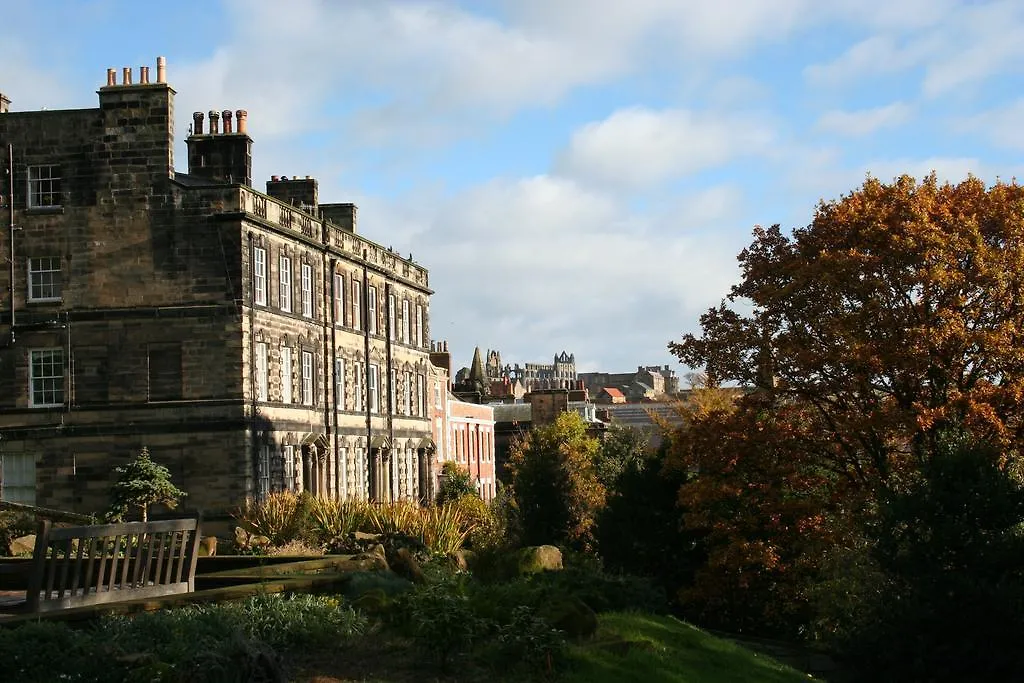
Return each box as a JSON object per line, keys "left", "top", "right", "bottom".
{"left": 506, "top": 411, "right": 605, "bottom": 551}
{"left": 436, "top": 461, "right": 477, "bottom": 506}
{"left": 673, "top": 174, "right": 1024, "bottom": 493}
{"left": 107, "top": 447, "right": 187, "bottom": 522}
{"left": 669, "top": 174, "right": 1024, "bottom": 638}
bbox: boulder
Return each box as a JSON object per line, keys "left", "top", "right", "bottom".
{"left": 514, "top": 545, "right": 563, "bottom": 575}
{"left": 541, "top": 596, "right": 598, "bottom": 640}
{"left": 342, "top": 552, "right": 389, "bottom": 572}
{"left": 354, "top": 531, "right": 381, "bottom": 543}
{"left": 8, "top": 534, "right": 35, "bottom": 557}
{"left": 389, "top": 547, "right": 427, "bottom": 584}
{"left": 451, "top": 549, "right": 476, "bottom": 572}
{"left": 199, "top": 536, "right": 218, "bottom": 557}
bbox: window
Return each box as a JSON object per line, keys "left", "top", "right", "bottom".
{"left": 417, "top": 374, "right": 425, "bottom": 418}
{"left": 279, "top": 256, "right": 292, "bottom": 312}
{"left": 354, "top": 363, "right": 365, "bottom": 411}
{"left": 390, "top": 370, "right": 397, "bottom": 414}
{"left": 402, "top": 300, "right": 410, "bottom": 343}
{"left": 253, "top": 246, "right": 267, "bottom": 305}
{"left": 283, "top": 445, "right": 295, "bottom": 492}
{"left": 28, "top": 257, "right": 62, "bottom": 302}
{"left": 255, "top": 342, "right": 268, "bottom": 401}
{"left": 416, "top": 304, "right": 424, "bottom": 348}
{"left": 388, "top": 294, "right": 396, "bottom": 341}
{"left": 29, "top": 348, "right": 63, "bottom": 407}
{"left": 333, "top": 273, "right": 345, "bottom": 324}
{"left": 434, "top": 381, "right": 442, "bottom": 409}
{"left": 369, "top": 364, "right": 380, "bottom": 413}
{"left": 335, "top": 358, "right": 346, "bottom": 410}
{"left": 367, "top": 286, "right": 378, "bottom": 334}
{"left": 281, "top": 346, "right": 293, "bottom": 404}
{"left": 0, "top": 453, "right": 36, "bottom": 504}
{"left": 301, "top": 263, "right": 313, "bottom": 318}
{"left": 257, "top": 444, "right": 270, "bottom": 501}
{"left": 148, "top": 343, "right": 182, "bottom": 401}
{"left": 301, "top": 350, "right": 314, "bottom": 405}
{"left": 405, "top": 371, "right": 413, "bottom": 416}
{"left": 351, "top": 280, "right": 361, "bottom": 330}
{"left": 28, "top": 165, "right": 60, "bottom": 208}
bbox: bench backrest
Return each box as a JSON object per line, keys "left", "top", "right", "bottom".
{"left": 26, "top": 518, "right": 202, "bottom": 612}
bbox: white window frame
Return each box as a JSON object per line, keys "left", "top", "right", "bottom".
{"left": 355, "top": 363, "right": 365, "bottom": 411}
{"left": 255, "top": 342, "right": 268, "bottom": 401}
{"left": 368, "top": 285, "right": 378, "bottom": 335}
{"left": 253, "top": 246, "right": 267, "bottom": 306}
{"left": 334, "top": 273, "right": 345, "bottom": 324}
{"left": 28, "top": 257, "right": 62, "bottom": 302}
{"left": 402, "top": 299, "right": 410, "bottom": 343}
{"left": 257, "top": 444, "right": 270, "bottom": 501}
{"left": 28, "top": 164, "right": 61, "bottom": 208}
{"left": 390, "top": 369, "right": 397, "bottom": 415}
{"left": 281, "top": 346, "right": 293, "bottom": 404}
{"left": 417, "top": 374, "right": 425, "bottom": 418}
{"left": 369, "top": 364, "right": 380, "bottom": 413}
{"left": 29, "top": 348, "right": 63, "bottom": 407}
{"left": 0, "top": 453, "right": 36, "bottom": 504}
{"left": 405, "top": 370, "right": 413, "bottom": 416}
{"left": 301, "top": 263, "right": 313, "bottom": 318}
{"left": 335, "top": 357, "right": 346, "bottom": 411}
{"left": 283, "top": 445, "right": 295, "bottom": 492}
{"left": 279, "top": 255, "right": 292, "bottom": 312}
{"left": 388, "top": 293, "right": 396, "bottom": 341}
{"left": 301, "top": 350, "right": 314, "bottom": 405}
{"left": 416, "top": 303, "right": 424, "bottom": 348}
{"left": 351, "top": 280, "right": 361, "bottom": 330}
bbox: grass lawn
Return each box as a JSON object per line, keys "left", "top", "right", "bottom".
{"left": 561, "top": 612, "right": 815, "bottom": 683}
{"left": 291, "top": 611, "right": 816, "bottom": 683}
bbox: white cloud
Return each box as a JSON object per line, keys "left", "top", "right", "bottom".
{"left": 555, "top": 107, "right": 775, "bottom": 190}
{"left": 958, "top": 99, "right": 1024, "bottom": 151}
{"left": 815, "top": 102, "right": 912, "bottom": 136}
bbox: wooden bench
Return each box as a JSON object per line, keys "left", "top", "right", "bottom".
{"left": 25, "top": 518, "right": 201, "bottom": 613}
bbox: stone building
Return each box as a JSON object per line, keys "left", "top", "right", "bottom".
{"left": 578, "top": 365, "right": 679, "bottom": 402}
{"left": 0, "top": 58, "right": 434, "bottom": 516}
{"left": 481, "top": 349, "right": 576, "bottom": 393}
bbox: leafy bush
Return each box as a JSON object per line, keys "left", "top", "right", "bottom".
{"left": 419, "top": 501, "right": 473, "bottom": 555}
{"left": 492, "top": 605, "right": 566, "bottom": 674}
{"left": 396, "top": 576, "right": 489, "bottom": 670}
{"left": 233, "top": 491, "right": 313, "bottom": 546}
{"left": 0, "top": 510, "right": 36, "bottom": 556}
{"left": 436, "top": 461, "right": 478, "bottom": 505}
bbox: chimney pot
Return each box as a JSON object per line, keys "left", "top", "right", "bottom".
{"left": 106, "top": 68, "right": 117, "bottom": 87}
{"left": 236, "top": 109, "right": 248, "bottom": 134}
{"left": 192, "top": 111, "right": 204, "bottom": 136}
{"left": 122, "top": 67, "right": 132, "bottom": 86}
{"left": 222, "top": 109, "right": 233, "bottom": 134}
{"left": 208, "top": 110, "right": 220, "bottom": 134}
{"left": 140, "top": 66, "right": 150, "bottom": 84}
{"left": 271, "top": 175, "right": 279, "bottom": 182}
{"left": 156, "top": 56, "right": 166, "bottom": 84}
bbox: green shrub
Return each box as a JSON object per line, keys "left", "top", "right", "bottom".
{"left": 233, "top": 491, "right": 313, "bottom": 546}
{"left": 396, "top": 576, "right": 491, "bottom": 670}
{"left": 436, "top": 461, "right": 477, "bottom": 506}
{"left": 492, "top": 605, "right": 566, "bottom": 674}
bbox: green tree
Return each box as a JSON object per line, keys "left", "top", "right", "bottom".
{"left": 593, "top": 423, "right": 651, "bottom": 490}
{"left": 435, "top": 461, "right": 477, "bottom": 506}
{"left": 507, "top": 412, "right": 605, "bottom": 551}
{"left": 107, "top": 447, "right": 187, "bottom": 522}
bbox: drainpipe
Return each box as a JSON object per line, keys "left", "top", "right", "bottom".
{"left": 246, "top": 232, "right": 258, "bottom": 499}
{"left": 384, "top": 282, "right": 395, "bottom": 502}
{"left": 362, "top": 250, "right": 374, "bottom": 501}
{"left": 329, "top": 257, "right": 342, "bottom": 498}
{"left": 7, "top": 144, "right": 14, "bottom": 344}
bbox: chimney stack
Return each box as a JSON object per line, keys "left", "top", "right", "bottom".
{"left": 236, "top": 110, "right": 248, "bottom": 134}
{"left": 106, "top": 68, "right": 116, "bottom": 86}
{"left": 156, "top": 56, "right": 166, "bottom": 84}
{"left": 140, "top": 66, "right": 150, "bottom": 84}
{"left": 222, "top": 109, "right": 233, "bottom": 134}
{"left": 192, "top": 112, "right": 204, "bottom": 135}
{"left": 0, "top": 93, "right": 10, "bottom": 114}
{"left": 208, "top": 110, "right": 220, "bottom": 134}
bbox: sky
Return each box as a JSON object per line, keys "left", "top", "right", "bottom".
{"left": 2, "top": 0, "right": 1023, "bottom": 377}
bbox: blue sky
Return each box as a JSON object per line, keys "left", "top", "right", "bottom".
{"left": 2, "top": 0, "right": 1023, "bottom": 377}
